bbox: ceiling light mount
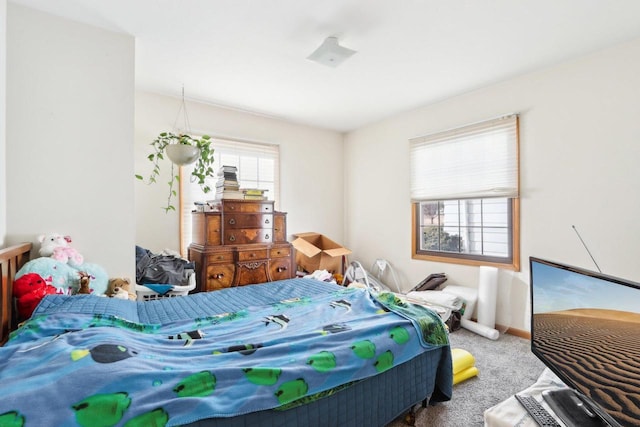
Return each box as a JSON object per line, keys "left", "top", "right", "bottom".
{"left": 307, "top": 36, "right": 356, "bottom": 68}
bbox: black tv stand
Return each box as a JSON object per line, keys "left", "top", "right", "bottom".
{"left": 541, "top": 389, "right": 609, "bottom": 427}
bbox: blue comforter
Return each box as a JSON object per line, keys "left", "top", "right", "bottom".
{"left": 0, "top": 280, "right": 448, "bottom": 427}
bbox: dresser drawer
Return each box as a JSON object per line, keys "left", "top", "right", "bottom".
{"left": 269, "top": 258, "right": 292, "bottom": 281}
{"left": 269, "top": 246, "right": 291, "bottom": 258}
{"left": 205, "top": 215, "right": 222, "bottom": 245}
{"left": 223, "top": 201, "right": 273, "bottom": 213}
{"left": 235, "top": 260, "right": 269, "bottom": 286}
{"left": 225, "top": 213, "right": 273, "bottom": 229}
{"left": 204, "top": 264, "right": 235, "bottom": 291}
{"left": 207, "top": 251, "right": 234, "bottom": 264}
{"left": 237, "top": 248, "right": 269, "bottom": 262}
{"left": 191, "top": 212, "right": 222, "bottom": 246}
{"left": 224, "top": 229, "right": 272, "bottom": 245}
{"left": 273, "top": 213, "right": 287, "bottom": 242}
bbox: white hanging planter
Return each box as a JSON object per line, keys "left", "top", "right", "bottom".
{"left": 136, "top": 132, "right": 215, "bottom": 212}
{"left": 135, "top": 86, "right": 216, "bottom": 212}
{"left": 166, "top": 144, "right": 200, "bottom": 165}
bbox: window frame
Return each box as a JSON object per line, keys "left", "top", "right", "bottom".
{"left": 411, "top": 198, "right": 520, "bottom": 270}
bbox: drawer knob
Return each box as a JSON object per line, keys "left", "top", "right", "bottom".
{"left": 265, "top": 219, "right": 270, "bottom": 224}
{"left": 210, "top": 273, "right": 224, "bottom": 279}
{"left": 265, "top": 234, "right": 270, "bottom": 240}
{"left": 229, "top": 235, "right": 236, "bottom": 242}
{"left": 229, "top": 219, "right": 236, "bottom": 225}
{"left": 276, "top": 266, "right": 288, "bottom": 273}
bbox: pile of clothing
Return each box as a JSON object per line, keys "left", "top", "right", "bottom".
{"left": 135, "top": 245, "right": 194, "bottom": 287}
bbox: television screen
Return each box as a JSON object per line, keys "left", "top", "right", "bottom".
{"left": 530, "top": 257, "right": 640, "bottom": 427}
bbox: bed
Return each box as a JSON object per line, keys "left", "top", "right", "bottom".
{"left": 0, "top": 242, "right": 32, "bottom": 346}
{"left": 0, "top": 243, "right": 452, "bottom": 427}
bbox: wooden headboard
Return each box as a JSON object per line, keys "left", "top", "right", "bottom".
{"left": 0, "top": 242, "right": 32, "bottom": 345}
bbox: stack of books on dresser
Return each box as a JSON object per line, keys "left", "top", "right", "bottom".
{"left": 242, "top": 188, "right": 268, "bottom": 200}
{"left": 215, "top": 165, "right": 243, "bottom": 200}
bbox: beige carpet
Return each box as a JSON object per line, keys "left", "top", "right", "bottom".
{"left": 387, "top": 327, "right": 546, "bottom": 427}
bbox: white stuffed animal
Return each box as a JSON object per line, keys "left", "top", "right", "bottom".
{"left": 38, "top": 233, "right": 84, "bottom": 268}
{"left": 111, "top": 286, "right": 131, "bottom": 300}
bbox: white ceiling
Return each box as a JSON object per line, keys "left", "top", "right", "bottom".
{"left": 9, "top": 0, "right": 640, "bottom": 132}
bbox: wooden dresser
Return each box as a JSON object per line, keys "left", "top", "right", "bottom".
{"left": 188, "top": 200, "right": 294, "bottom": 292}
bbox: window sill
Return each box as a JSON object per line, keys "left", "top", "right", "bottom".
{"left": 411, "top": 252, "right": 520, "bottom": 272}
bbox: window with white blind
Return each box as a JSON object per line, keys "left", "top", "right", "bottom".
{"left": 410, "top": 115, "right": 520, "bottom": 270}
{"left": 179, "top": 137, "right": 280, "bottom": 256}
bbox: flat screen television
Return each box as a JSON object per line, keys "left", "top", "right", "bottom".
{"left": 530, "top": 257, "right": 640, "bottom": 427}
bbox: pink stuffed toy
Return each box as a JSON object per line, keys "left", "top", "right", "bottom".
{"left": 13, "top": 273, "right": 59, "bottom": 320}
{"left": 38, "top": 233, "right": 84, "bottom": 268}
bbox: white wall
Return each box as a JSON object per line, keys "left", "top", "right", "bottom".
{"left": 135, "top": 91, "right": 344, "bottom": 253}
{"left": 1, "top": 0, "right": 6, "bottom": 246}
{"left": 344, "top": 38, "right": 640, "bottom": 332}
{"left": 6, "top": 4, "right": 135, "bottom": 277}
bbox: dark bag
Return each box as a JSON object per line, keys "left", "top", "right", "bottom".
{"left": 446, "top": 310, "right": 462, "bottom": 332}
{"left": 410, "top": 273, "right": 447, "bottom": 292}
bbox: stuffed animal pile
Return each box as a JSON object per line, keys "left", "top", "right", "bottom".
{"left": 15, "top": 232, "right": 108, "bottom": 296}
{"left": 11, "top": 233, "right": 143, "bottom": 322}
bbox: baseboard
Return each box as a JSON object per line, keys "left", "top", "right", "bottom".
{"left": 464, "top": 318, "right": 531, "bottom": 340}
{"left": 498, "top": 324, "right": 530, "bottom": 339}
{"left": 466, "top": 319, "right": 531, "bottom": 340}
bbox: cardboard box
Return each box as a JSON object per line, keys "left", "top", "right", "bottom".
{"left": 291, "top": 232, "right": 352, "bottom": 274}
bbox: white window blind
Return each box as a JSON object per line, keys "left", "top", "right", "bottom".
{"left": 410, "top": 115, "right": 519, "bottom": 201}
{"left": 179, "top": 137, "right": 280, "bottom": 256}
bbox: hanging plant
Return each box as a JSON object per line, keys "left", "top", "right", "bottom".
{"left": 136, "top": 132, "right": 215, "bottom": 212}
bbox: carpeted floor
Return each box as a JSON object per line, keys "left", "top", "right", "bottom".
{"left": 387, "top": 327, "right": 546, "bottom": 427}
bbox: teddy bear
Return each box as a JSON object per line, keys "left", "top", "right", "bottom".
{"left": 111, "top": 287, "right": 130, "bottom": 299}
{"left": 105, "top": 278, "right": 136, "bottom": 301}
{"left": 13, "top": 273, "right": 59, "bottom": 320}
{"left": 38, "top": 233, "right": 84, "bottom": 268}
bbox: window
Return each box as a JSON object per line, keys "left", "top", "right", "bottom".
{"left": 416, "top": 198, "right": 514, "bottom": 262}
{"left": 179, "top": 137, "right": 280, "bottom": 256}
{"left": 410, "top": 115, "right": 520, "bottom": 270}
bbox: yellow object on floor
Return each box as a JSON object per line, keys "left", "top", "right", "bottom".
{"left": 451, "top": 348, "right": 479, "bottom": 384}
{"left": 452, "top": 348, "right": 475, "bottom": 374}
{"left": 453, "top": 366, "right": 480, "bottom": 384}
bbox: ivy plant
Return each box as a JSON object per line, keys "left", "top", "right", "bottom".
{"left": 136, "top": 132, "right": 215, "bottom": 212}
